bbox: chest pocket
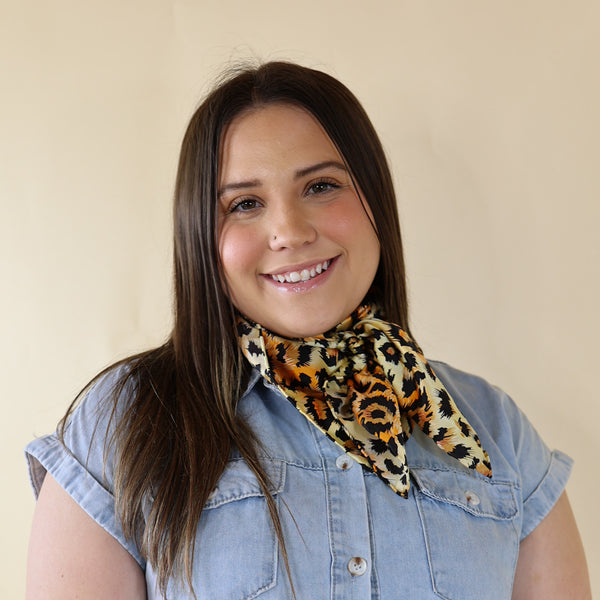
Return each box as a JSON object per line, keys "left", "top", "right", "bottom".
{"left": 412, "top": 467, "right": 519, "bottom": 600}
{"left": 169, "top": 458, "right": 286, "bottom": 600}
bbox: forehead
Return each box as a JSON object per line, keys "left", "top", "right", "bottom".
{"left": 218, "top": 103, "right": 343, "bottom": 178}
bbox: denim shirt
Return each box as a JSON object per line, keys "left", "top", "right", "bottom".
{"left": 26, "top": 361, "right": 572, "bottom": 599}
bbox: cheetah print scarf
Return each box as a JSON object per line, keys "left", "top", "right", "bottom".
{"left": 237, "top": 304, "right": 492, "bottom": 497}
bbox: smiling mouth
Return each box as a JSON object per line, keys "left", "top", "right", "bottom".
{"left": 268, "top": 259, "right": 331, "bottom": 284}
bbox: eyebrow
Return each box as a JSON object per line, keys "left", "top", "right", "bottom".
{"left": 294, "top": 160, "right": 348, "bottom": 179}
{"left": 218, "top": 160, "right": 348, "bottom": 199}
{"left": 217, "top": 179, "right": 261, "bottom": 199}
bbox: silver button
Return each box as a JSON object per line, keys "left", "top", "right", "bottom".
{"left": 464, "top": 490, "right": 480, "bottom": 506}
{"left": 335, "top": 454, "right": 353, "bottom": 470}
{"left": 347, "top": 556, "right": 368, "bottom": 576}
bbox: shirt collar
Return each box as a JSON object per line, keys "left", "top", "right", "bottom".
{"left": 240, "top": 366, "right": 264, "bottom": 400}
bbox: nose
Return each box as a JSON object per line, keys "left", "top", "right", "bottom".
{"left": 268, "top": 203, "right": 317, "bottom": 250}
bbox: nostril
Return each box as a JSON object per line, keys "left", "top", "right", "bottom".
{"left": 269, "top": 220, "right": 317, "bottom": 249}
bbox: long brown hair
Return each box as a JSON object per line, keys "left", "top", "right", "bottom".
{"left": 60, "top": 61, "right": 410, "bottom": 596}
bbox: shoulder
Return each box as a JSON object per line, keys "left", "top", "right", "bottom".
{"left": 62, "top": 364, "right": 136, "bottom": 445}
{"left": 429, "top": 359, "right": 537, "bottom": 445}
{"left": 26, "top": 364, "right": 137, "bottom": 498}
{"left": 429, "top": 359, "right": 507, "bottom": 409}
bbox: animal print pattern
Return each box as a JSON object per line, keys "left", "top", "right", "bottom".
{"left": 237, "top": 304, "right": 492, "bottom": 497}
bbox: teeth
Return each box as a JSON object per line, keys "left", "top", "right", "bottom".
{"left": 270, "top": 260, "right": 330, "bottom": 284}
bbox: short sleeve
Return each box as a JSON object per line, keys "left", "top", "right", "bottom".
{"left": 520, "top": 449, "right": 572, "bottom": 538}
{"left": 498, "top": 391, "right": 573, "bottom": 539}
{"left": 24, "top": 370, "right": 145, "bottom": 568}
{"left": 431, "top": 360, "right": 573, "bottom": 542}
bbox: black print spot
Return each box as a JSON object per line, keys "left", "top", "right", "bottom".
{"left": 413, "top": 371, "right": 425, "bottom": 385}
{"left": 320, "top": 348, "right": 337, "bottom": 367}
{"left": 361, "top": 419, "right": 393, "bottom": 436}
{"left": 358, "top": 396, "right": 396, "bottom": 413}
{"left": 384, "top": 457, "right": 406, "bottom": 475}
{"left": 387, "top": 437, "right": 399, "bottom": 455}
{"left": 369, "top": 409, "right": 386, "bottom": 420}
{"left": 402, "top": 377, "right": 417, "bottom": 396}
{"left": 247, "top": 340, "right": 262, "bottom": 357}
{"left": 298, "top": 344, "right": 312, "bottom": 367}
{"left": 404, "top": 352, "right": 417, "bottom": 370}
{"left": 275, "top": 343, "right": 287, "bottom": 363}
{"left": 448, "top": 444, "right": 469, "bottom": 460}
{"left": 237, "top": 322, "right": 252, "bottom": 335}
{"left": 433, "top": 427, "right": 448, "bottom": 442}
{"left": 458, "top": 417, "right": 470, "bottom": 437}
{"left": 380, "top": 342, "right": 400, "bottom": 365}
{"left": 369, "top": 381, "right": 389, "bottom": 394}
{"left": 298, "top": 372, "right": 312, "bottom": 387}
{"left": 370, "top": 437, "right": 389, "bottom": 454}
{"left": 438, "top": 389, "right": 454, "bottom": 418}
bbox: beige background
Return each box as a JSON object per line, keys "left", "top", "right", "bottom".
{"left": 2, "top": 1, "right": 598, "bottom": 596}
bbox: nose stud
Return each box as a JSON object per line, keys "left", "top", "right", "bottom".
{"left": 273, "top": 235, "right": 277, "bottom": 241}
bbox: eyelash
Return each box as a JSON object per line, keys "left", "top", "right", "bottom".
{"left": 228, "top": 198, "right": 260, "bottom": 214}
{"left": 306, "top": 178, "right": 339, "bottom": 195}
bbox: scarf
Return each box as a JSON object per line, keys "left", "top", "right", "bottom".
{"left": 237, "top": 304, "right": 492, "bottom": 497}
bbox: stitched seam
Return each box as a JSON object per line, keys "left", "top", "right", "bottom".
{"left": 365, "top": 487, "right": 380, "bottom": 600}
{"left": 415, "top": 488, "right": 452, "bottom": 600}
{"left": 307, "top": 423, "right": 337, "bottom": 600}
{"left": 241, "top": 494, "right": 280, "bottom": 599}
{"left": 416, "top": 487, "right": 516, "bottom": 520}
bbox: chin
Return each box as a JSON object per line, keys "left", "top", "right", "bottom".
{"left": 270, "top": 313, "right": 350, "bottom": 339}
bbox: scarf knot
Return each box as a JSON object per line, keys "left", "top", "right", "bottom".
{"left": 237, "top": 304, "right": 492, "bottom": 497}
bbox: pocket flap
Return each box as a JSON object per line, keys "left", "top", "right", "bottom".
{"left": 205, "top": 458, "right": 285, "bottom": 509}
{"left": 411, "top": 467, "right": 518, "bottom": 520}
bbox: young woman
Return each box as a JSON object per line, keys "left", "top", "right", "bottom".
{"left": 26, "top": 62, "right": 590, "bottom": 599}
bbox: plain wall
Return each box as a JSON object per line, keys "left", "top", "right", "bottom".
{"left": 2, "top": 1, "right": 598, "bottom": 596}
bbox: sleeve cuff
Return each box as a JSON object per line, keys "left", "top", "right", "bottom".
{"left": 25, "top": 435, "right": 145, "bottom": 568}
{"left": 520, "top": 449, "right": 573, "bottom": 540}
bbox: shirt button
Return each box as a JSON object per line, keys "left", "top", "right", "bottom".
{"left": 335, "top": 454, "right": 353, "bottom": 470}
{"left": 465, "top": 490, "right": 481, "bottom": 506}
{"left": 347, "top": 556, "right": 368, "bottom": 576}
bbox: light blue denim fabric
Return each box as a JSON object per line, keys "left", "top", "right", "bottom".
{"left": 26, "top": 361, "right": 572, "bottom": 599}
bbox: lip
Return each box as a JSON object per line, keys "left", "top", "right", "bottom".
{"left": 263, "top": 256, "right": 339, "bottom": 292}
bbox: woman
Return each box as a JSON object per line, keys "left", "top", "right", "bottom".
{"left": 26, "top": 62, "right": 590, "bottom": 599}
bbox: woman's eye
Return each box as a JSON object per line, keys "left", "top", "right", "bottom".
{"left": 307, "top": 180, "right": 338, "bottom": 195}
{"left": 230, "top": 198, "right": 259, "bottom": 213}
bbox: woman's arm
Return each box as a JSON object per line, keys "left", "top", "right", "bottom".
{"left": 26, "top": 473, "right": 147, "bottom": 600}
{"left": 512, "top": 492, "right": 591, "bottom": 599}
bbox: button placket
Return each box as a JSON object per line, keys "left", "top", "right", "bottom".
{"left": 308, "top": 424, "right": 372, "bottom": 597}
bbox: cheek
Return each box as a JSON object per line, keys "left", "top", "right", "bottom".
{"left": 323, "top": 200, "right": 379, "bottom": 250}
{"left": 218, "top": 226, "right": 259, "bottom": 285}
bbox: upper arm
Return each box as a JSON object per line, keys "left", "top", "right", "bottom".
{"left": 26, "top": 473, "right": 147, "bottom": 600}
{"left": 512, "top": 492, "right": 591, "bottom": 600}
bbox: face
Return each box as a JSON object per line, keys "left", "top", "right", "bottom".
{"left": 217, "top": 103, "right": 380, "bottom": 338}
